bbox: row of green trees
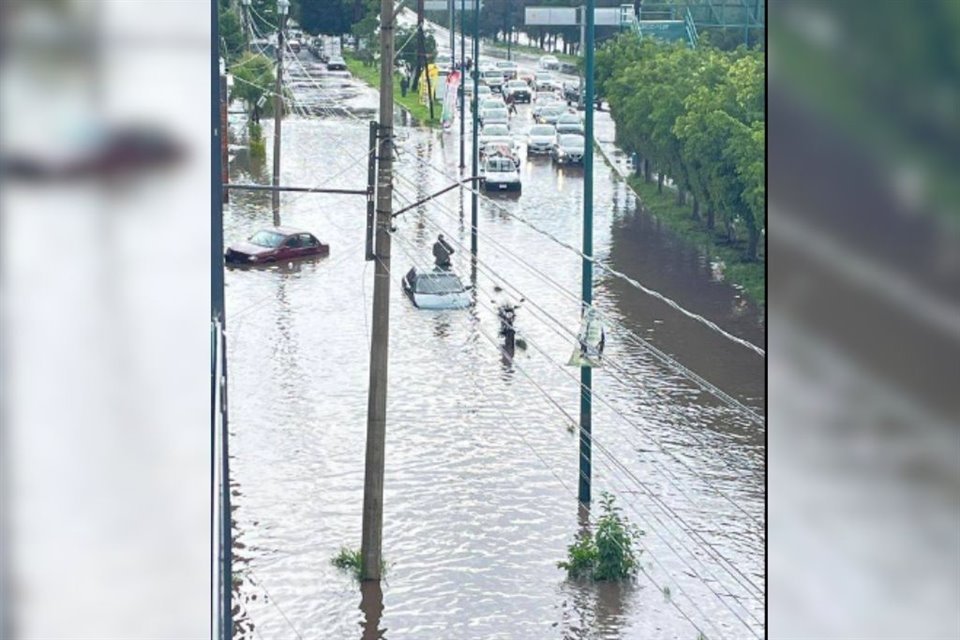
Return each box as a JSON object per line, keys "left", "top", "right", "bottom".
{"left": 598, "top": 34, "right": 764, "bottom": 261}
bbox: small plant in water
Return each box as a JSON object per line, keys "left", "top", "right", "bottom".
{"left": 331, "top": 547, "right": 386, "bottom": 580}
{"left": 331, "top": 547, "right": 363, "bottom": 579}
{"left": 557, "top": 492, "right": 643, "bottom": 581}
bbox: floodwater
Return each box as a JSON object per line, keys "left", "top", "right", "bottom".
{"left": 224, "top": 46, "right": 765, "bottom": 639}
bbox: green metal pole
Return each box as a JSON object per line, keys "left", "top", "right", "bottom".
{"left": 578, "top": 0, "right": 595, "bottom": 505}
{"left": 470, "top": 0, "right": 479, "bottom": 256}
{"left": 459, "top": 0, "right": 465, "bottom": 170}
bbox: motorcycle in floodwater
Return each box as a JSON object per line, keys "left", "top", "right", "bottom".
{"left": 496, "top": 298, "right": 524, "bottom": 352}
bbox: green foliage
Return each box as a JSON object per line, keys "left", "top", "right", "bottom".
{"left": 219, "top": 7, "right": 246, "bottom": 64}
{"left": 298, "top": 0, "right": 353, "bottom": 35}
{"left": 248, "top": 121, "right": 266, "bottom": 161}
{"left": 344, "top": 52, "right": 441, "bottom": 127}
{"left": 394, "top": 25, "right": 437, "bottom": 69}
{"left": 230, "top": 52, "right": 276, "bottom": 122}
{"left": 558, "top": 492, "right": 642, "bottom": 581}
{"left": 599, "top": 33, "right": 765, "bottom": 266}
{"left": 331, "top": 546, "right": 385, "bottom": 580}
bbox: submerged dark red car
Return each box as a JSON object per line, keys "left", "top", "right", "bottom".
{"left": 225, "top": 227, "right": 329, "bottom": 265}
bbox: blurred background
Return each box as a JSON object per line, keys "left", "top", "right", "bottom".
{"left": 0, "top": 0, "right": 957, "bottom": 638}
{"left": 767, "top": 0, "right": 959, "bottom": 637}
{"left": 0, "top": 0, "right": 210, "bottom": 637}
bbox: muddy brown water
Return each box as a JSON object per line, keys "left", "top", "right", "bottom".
{"left": 224, "top": 50, "right": 765, "bottom": 639}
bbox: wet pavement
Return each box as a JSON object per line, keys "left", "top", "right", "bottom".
{"left": 224, "top": 40, "right": 765, "bottom": 639}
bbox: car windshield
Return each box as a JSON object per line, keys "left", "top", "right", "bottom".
{"left": 544, "top": 106, "right": 565, "bottom": 115}
{"left": 507, "top": 81, "right": 526, "bottom": 89}
{"left": 483, "top": 125, "right": 510, "bottom": 136}
{"left": 560, "top": 135, "right": 584, "bottom": 147}
{"left": 416, "top": 273, "right": 464, "bottom": 294}
{"left": 484, "top": 109, "right": 507, "bottom": 118}
{"left": 249, "top": 230, "right": 285, "bottom": 248}
{"left": 530, "top": 125, "right": 555, "bottom": 136}
{"left": 537, "top": 93, "right": 557, "bottom": 102}
{"left": 486, "top": 157, "right": 515, "bottom": 172}
{"left": 559, "top": 115, "right": 580, "bottom": 123}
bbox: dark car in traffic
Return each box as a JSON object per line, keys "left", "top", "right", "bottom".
{"left": 552, "top": 133, "right": 586, "bottom": 165}
{"left": 326, "top": 56, "right": 347, "bottom": 71}
{"left": 225, "top": 227, "right": 329, "bottom": 266}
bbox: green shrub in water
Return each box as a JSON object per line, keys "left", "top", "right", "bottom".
{"left": 558, "top": 492, "right": 642, "bottom": 581}
{"left": 331, "top": 546, "right": 386, "bottom": 580}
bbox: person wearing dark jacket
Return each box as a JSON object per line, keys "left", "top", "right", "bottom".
{"left": 433, "top": 233, "right": 454, "bottom": 268}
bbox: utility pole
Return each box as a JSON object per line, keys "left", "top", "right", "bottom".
{"left": 459, "top": 0, "right": 466, "bottom": 170}
{"left": 271, "top": 0, "right": 290, "bottom": 226}
{"left": 361, "top": 0, "right": 396, "bottom": 582}
{"left": 470, "top": 0, "right": 479, "bottom": 256}
{"left": 578, "top": 0, "right": 595, "bottom": 505}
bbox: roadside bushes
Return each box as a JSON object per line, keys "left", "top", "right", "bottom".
{"left": 597, "top": 35, "right": 765, "bottom": 262}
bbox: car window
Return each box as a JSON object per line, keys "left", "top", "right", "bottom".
{"left": 530, "top": 126, "right": 555, "bottom": 136}
{"left": 249, "top": 230, "right": 285, "bottom": 248}
{"left": 484, "top": 125, "right": 510, "bottom": 136}
{"left": 487, "top": 157, "right": 514, "bottom": 172}
{"left": 560, "top": 135, "right": 584, "bottom": 146}
{"left": 416, "top": 274, "right": 464, "bottom": 294}
{"left": 300, "top": 233, "right": 318, "bottom": 247}
{"left": 284, "top": 235, "right": 302, "bottom": 248}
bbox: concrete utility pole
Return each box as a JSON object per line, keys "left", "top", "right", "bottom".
{"left": 470, "top": 0, "right": 479, "bottom": 256}
{"left": 361, "top": 0, "right": 396, "bottom": 582}
{"left": 578, "top": 0, "right": 595, "bottom": 505}
{"left": 271, "top": 0, "right": 290, "bottom": 226}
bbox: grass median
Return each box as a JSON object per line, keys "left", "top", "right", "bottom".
{"left": 626, "top": 176, "right": 765, "bottom": 307}
{"left": 343, "top": 52, "right": 442, "bottom": 128}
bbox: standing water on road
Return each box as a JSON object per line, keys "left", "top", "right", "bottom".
{"left": 224, "top": 49, "right": 764, "bottom": 639}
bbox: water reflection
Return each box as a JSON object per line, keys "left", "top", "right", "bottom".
{"left": 359, "top": 581, "right": 385, "bottom": 640}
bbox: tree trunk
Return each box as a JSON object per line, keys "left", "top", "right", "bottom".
{"left": 643, "top": 158, "right": 652, "bottom": 183}
{"left": 657, "top": 172, "right": 664, "bottom": 193}
{"left": 746, "top": 226, "right": 759, "bottom": 261}
{"left": 692, "top": 196, "right": 700, "bottom": 221}
{"left": 706, "top": 208, "right": 715, "bottom": 230}
{"left": 676, "top": 188, "right": 684, "bottom": 206}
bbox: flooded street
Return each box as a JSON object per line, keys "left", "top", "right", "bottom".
{"left": 224, "top": 48, "right": 764, "bottom": 639}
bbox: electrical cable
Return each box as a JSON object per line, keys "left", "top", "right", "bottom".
{"left": 388, "top": 221, "right": 764, "bottom": 630}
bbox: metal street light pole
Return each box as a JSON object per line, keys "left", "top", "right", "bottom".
{"left": 459, "top": 0, "right": 466, "bottom": 170}
{"left": 578, "top": 0, "right": 595, "bottom": 505}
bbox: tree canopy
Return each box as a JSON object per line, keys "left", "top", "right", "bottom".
{"left": 599, "top": 34, "right": 765, "bottom": 261}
